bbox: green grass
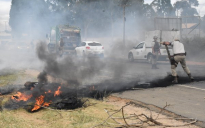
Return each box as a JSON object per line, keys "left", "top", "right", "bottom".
{"left": 0, "top": 70, "right": 119, "bottom": 128}
{"left": 0, "top": 74, "right": 19, "bottom": 87}
{"left": 0, "top": 99, "right": 118, "bottom": 128}
{"left": 0, "top": 69, "right": 25, "bottom": 87}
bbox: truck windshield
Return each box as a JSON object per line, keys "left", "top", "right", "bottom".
{"left": 61, "top": 31, "right": 80, "bottom": 37}
{"left": 62, "top": 37, "right": 79, "bottom": 42}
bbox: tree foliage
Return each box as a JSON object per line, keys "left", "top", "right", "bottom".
{"left": 9, "top": 0, "right": 50, "bottom": 36}
{"left": 173, "top": 0, "right": 199, "bottom": 16}
{"left": 9, "top": 0, "right": 201, "bottom": 38}
{"left": 151, "top": 0, "right": 175, "bottom": 17}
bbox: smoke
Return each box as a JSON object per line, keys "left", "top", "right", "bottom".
{"left": 183, "top": 37, "right": 205, "bottom": 62}
{"left": 1, "top": 0, "right": 204, "bottom": 97}
{"left": 36, "top": 41, "right": 107, "bottom": 86}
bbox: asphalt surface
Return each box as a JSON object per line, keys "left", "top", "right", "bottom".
{"left": 108, "top": 59, "right": 205, "bottom": 123}
{"left": 1, "top": 49, "right": 205, "bottom": 123}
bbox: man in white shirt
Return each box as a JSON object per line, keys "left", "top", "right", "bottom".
{"left": 161, "top": 39, "right": 194, "bottom": 83}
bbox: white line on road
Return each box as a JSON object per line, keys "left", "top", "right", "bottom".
{"left": 178, "top": 85, "right": 205, "bottom": 91}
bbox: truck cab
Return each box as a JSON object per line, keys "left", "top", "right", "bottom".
{"left": 47, "top": 25, "right": 81, "bottom": 56}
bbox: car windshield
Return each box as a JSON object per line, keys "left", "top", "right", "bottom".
{"left": 88, "top": 43, "right": 101, "bottom": 46}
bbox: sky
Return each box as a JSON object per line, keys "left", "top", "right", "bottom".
{"left": 0, "top": 0, "right": 205, "bottom": 31}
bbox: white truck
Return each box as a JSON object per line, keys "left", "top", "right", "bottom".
{"left": 128, "top": 30, "right": 180, "bottom": 63}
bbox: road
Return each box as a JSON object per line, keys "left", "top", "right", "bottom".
{"left": 104, "top": 59, "right": 205, "bottom": 124}
{"left": 78, "top": 56, "right": 205, "bottom": 125}
{"left": 1, "top": 49, "right": 205, "bottom": 124}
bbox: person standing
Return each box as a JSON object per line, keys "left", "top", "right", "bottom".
{"left": 161, "top": 39, "right": 194, "bottom": 83}
{"left": 59, "top": 38, "right": 64, "bottom": 57}
{"left": 152, "top": 36, "right": 161, "bottom": 69}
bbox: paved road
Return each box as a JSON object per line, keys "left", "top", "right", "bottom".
{"left": 105, "top": 59, "right": 205, "bottom": 123}
{"left": 113, "top": 85, "right": 205, "bottom": 122}
{"left": 1, "top": 49, "right": 205, "bottom": 123}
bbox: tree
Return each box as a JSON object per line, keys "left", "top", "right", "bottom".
{"left": 151, "top": 0, "right": 175, "bottom": 17}
{"left": 174, "top": 0, "right": 199, "bottom": 17}
{"left": 9, "top": 0, "right": 50, "bottom": 37}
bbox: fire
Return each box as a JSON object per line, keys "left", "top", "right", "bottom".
{"left": 31, "top": 95, "right": 51, "bottom": 111}
{"left": 45, "top": 90, "right": 52, "bottom": 94}
{"left": 12, "top": 92, "right": 32, "bottom": 101}
{"left": 54, "top": 86, "right": 62, "bottom": 96}
{"left": 11, "top": 86, "right": 63, "bottom": 111}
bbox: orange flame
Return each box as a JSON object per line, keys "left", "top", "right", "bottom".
{"left": 45, "top": 90, "right": 52, "bottom": 94}
{"left": 54, "top": 86, "right": 62, "bottom": 96}
{"left": 31, "top": 95, "right": 51, "bottom": 111}
{"left": 12, "top": 92, "right": 32, "bottom": 101}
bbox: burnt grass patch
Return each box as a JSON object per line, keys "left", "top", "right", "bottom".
{"left": 1, "top": 74, "right": 205, "bottom": 111}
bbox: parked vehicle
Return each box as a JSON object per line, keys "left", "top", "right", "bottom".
{"left": 128, "top": 30, "right": 180, "bottom": 63}
{"left": 128, "top": 41, "right": 172, "bottom": 63}
{"left": 75, "top": 41, "right": 104, "bottom": 58}
{"left": 47, "top": 25, "right": 81, "bottom": 55}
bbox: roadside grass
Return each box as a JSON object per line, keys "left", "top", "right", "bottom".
{"left": 0, "top": 69, "right": 25, "bottom": 87}
{"left": 0, "top": 70, "right": 120, "bottom": 128}
{"left": 0, "top": 73, "right": 18, "bottom": 87}
{"left": 0, "top": 99, "right": 119, "bottom": 128}
{"left": 0, "top": 69, "right": 37, "bottom": 87}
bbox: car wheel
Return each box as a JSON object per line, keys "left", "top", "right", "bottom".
{"left": 128, "top": 53, "right": 134, "bottom": 62}
{"left": 147, "top": 54, "right": 152, "bottom": 63}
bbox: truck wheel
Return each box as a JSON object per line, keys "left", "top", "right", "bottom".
{"left": 128, "top": 53, "right": 134, "bottom": 62}
{"left": 147, "top": 54, "right": 152, "bottom": 63}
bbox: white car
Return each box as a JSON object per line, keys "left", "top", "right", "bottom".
{"left": 75, "top": 41, "right": 104, "bottom": 57}
{"left": 128, "top": 41, "right": 172, "bottom": 63}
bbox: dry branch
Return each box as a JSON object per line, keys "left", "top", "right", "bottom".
{"left": 92, "top": 103, "right": 198, "bottom": 128}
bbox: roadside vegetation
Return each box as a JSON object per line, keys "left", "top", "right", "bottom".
{"left": 0, "top": 99, "right": 119, "bottom": 128}
{"left": 0, "top": 69, "right": 19, "bottom": 87}
{"left": 0, "top": 70, "right": 119, "bottom": 128}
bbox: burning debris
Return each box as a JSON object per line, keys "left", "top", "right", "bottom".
{"left": 4, "top": 82, "right": 82, "bottom": 112}
{"left": 1, "top": 73, "right": 205, "bottom": 112}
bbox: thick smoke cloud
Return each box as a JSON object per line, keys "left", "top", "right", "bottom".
{"left": 1, "top": 0, "right": 205, "bottom": 91}
{"left": 36, "top": 42, "right": 107, "bottom": 86}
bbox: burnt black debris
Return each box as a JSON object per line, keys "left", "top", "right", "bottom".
{"left": 2, "top": 74, "right": 205, "bottom": 112}
{"left": 3, "top": 82, "right": 83, "bottom": 112}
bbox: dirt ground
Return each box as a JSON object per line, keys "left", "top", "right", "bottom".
{"left": 104, "top": 96, "right": 199, "bottom": 128}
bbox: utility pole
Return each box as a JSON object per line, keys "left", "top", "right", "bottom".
{"left": 199, "top": 16, "right": 201, "bottom": 37}
{"left": 123, "top": 5, "right": 126, "bottom": 46}
{"left": 4, "top": 21, "right": 7, "bottom": 31}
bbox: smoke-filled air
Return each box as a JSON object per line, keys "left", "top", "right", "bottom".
{"left": 1, "top": 0, "right": 205, "bottom": 116}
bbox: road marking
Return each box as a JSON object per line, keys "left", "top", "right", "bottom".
{"left": 178, "top": 85, "right": 205, "bottom": 91}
